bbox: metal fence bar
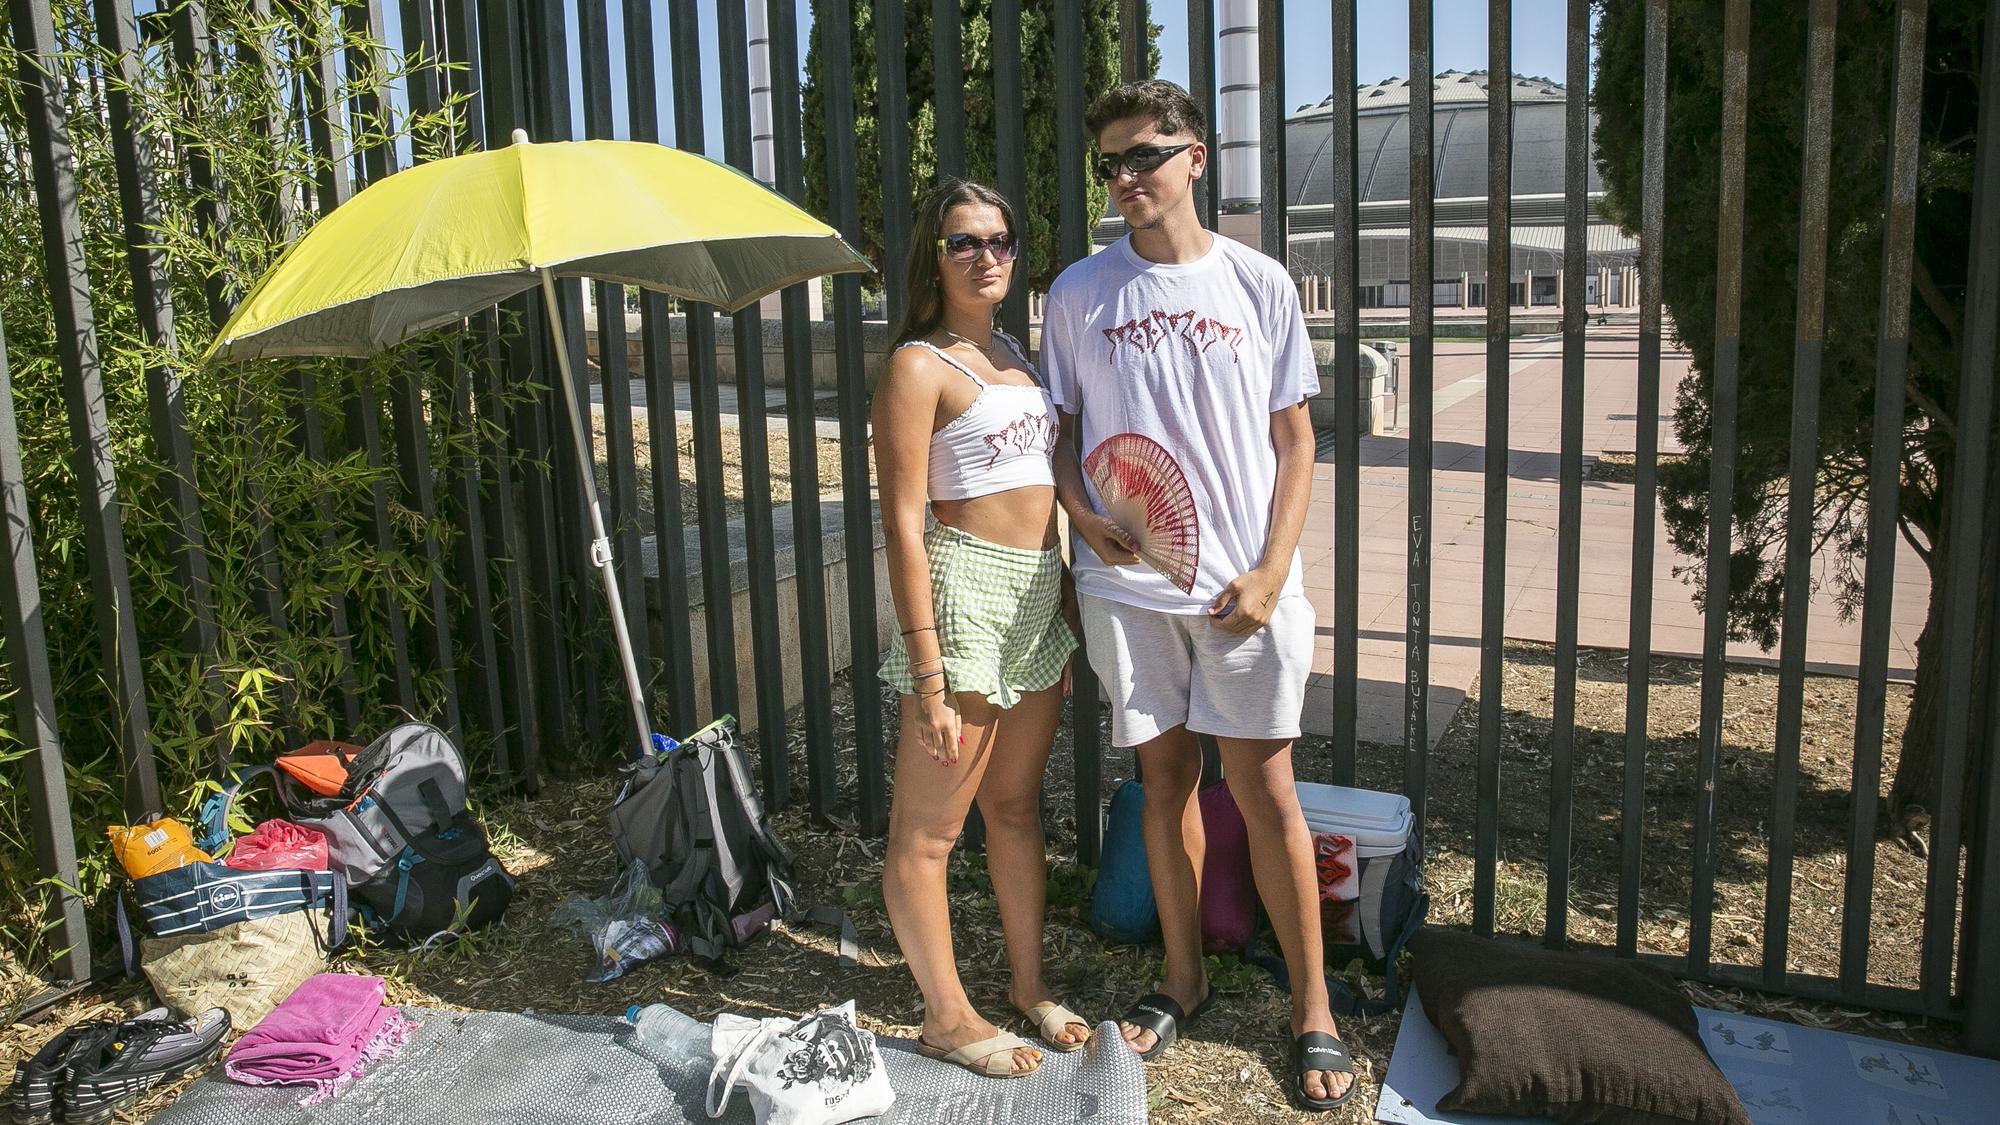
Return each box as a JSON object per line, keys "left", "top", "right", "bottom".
{"left": 719, "top": 0, "right": 789, "bottom": 798}
{"left": 1691, "top": 0, "right": 1753, "bottom": 977}
{"left": 242, "top": 0, "right": 311, "bottom": 747}
{"left": 300, "top": 0, "right": 354, "bottom": 209}
{"left": 1841, "top": 0, "right": 1928, "bottom": 998}
{"left": 93, "top": 0, "right": 231, "bottom": 752}
{"left": 1056, "top": 0, "right": 1102, "bottom": 864}
{"left": 442, "top": 324, "right": 509, "bottom": 766}
{"left": 348, "top": 0, "right": 420, "bottom": 712}
{"left": 389, "top": 344, "right": 466, "bottom": 743}
{"left": 0, "top": 312, "right": 90, "bottom": 981}
{"left": 426, "top": 0, "right": 511, "bottom": 767}
{"left": 580, "top": 0, "right": 654, "bottom": 750}
{"left": 1471, "top": 0, "right": 1511, "bottom": 937}
{"left": 392, "top": 0, "right": 466, "bottom": 742}
{"left": 618, "top": 0, "right": 695, "bottom": 740}
{"left": 766, "top": 0, "right": 837, "bottom": 812}
{"left": 477, "top": 325, "right": 538, "bottom": 785}
{"left": 1545, "top": 0, "right": 1589, "bottom": 949}
{"left": 931, "top": 0, "right": 965, "bottom": 179}
{"left": 1404, "top": 0, "right": 1433, "bottom": 827}
{"left": 1620, "top": 0, "right": 1667, "bottom": 959}
{"left": 10, "top": 0, "right": 160, "bottom": 818}
{"left": 439, "top": 0, "right": 485, "bottom": 145}
{"left": 1255, "top": 0, "right": 1283, "bottom": 258}
{"left": 1764, "top": 0, "right": 1840, "bottom": 987}
{"left": 669, "top": 0, "right": 741, "bottom": 723}
{"left": 876, "top": 0, "right": 911, "bottom": 328}
{"left": 166, "top": 1, "right": 234, "bottom": 327}
{"left": 1921, "top": 0, "right": 2000, "bottom": 1012}
{"left": 1118, "top": 0, "right": 1143, "bottom": 81}
{"left": 281, "top": 0, "right": 368, "bottom": 734}
{"left": 170, "top": 0, "right": 298, "bottom": 745}
{"left": 1636, "top": 951, "right": 1928, "bottom": 1017}
{"left": 480, "top": 0, "right": 560, "bottom": 781}
{"left": 526, "top": 0, "right": 602, "bottom": 749}
{"left": 1325, "top": 0, "right": 1357, "bottom": 788}
{"left": 822, "top": 0, "right": 886, "bottom": 834}
{"left": 993, "top": 0, "right": 1028, "bottom": 341}
{"left": 1187, "top": 0, "right": 1217, "bottom": 235}
{"left": 1973, "top": 573, "right": 2000, "bottom": 1050}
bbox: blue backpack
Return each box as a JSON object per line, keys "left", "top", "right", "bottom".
{"left": 1090, "top": 780, "right": 1159, "bottom": 943}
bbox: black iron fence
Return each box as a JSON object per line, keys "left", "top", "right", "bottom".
{"left": 4, "top": 0, "right": 1998, "bottom": 1053}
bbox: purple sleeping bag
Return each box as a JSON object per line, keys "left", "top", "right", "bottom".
{"left": 1198, "top": 782, "right": 1257, "bottom": 952}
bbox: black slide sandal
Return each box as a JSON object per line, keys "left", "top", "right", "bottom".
{"left": 1291, "top": 1031, "right": 1358, "bottom": 1111}
{"left": 1120, "top": 989, "right": 1215, "bottom": 1062}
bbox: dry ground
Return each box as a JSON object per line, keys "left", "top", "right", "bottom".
{"left": 6, "top": 641, "right": 1972, "bottom": 1124}
{"left": 585, "top": 412, "right": 856, "bottom": 528}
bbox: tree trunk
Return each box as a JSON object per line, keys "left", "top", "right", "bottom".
{"left": 1892, "top": 492, "right": 1999, "bottom": 845}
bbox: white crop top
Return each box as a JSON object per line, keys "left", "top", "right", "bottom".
{"left": 901, "top": 330, "right": 1060, "bottom": 502}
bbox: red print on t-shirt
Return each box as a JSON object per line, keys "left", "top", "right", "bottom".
{"left": 983, "top": 411, "right": 1056, "bottom": 469}
{"left": 1101, "top": 309, "right": 1245, "bottom": 365}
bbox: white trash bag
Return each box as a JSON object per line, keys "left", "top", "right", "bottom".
{"left": 705, "top": 1001, "right": 895, "bottom": 1125}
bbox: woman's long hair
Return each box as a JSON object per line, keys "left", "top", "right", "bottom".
{"left": 889, "top": 178, "right": 1019, "bottom": 346}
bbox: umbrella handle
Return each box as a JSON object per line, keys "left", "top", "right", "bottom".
{"left": 541, "top": 269, "right": 655, "bottom": 758}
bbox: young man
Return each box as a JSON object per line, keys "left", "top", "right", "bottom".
{"left": 1040, "top": 80, "right": 1354, "bottom": 1110}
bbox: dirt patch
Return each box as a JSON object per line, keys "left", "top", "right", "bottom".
{"left": 1587, "top": 450, "right": 1686, "bottom": 484}
{"left": 1364, "top": 642, "right": 1933, "bottom": 994}
{"left": 7, "top": 655, "right": 1962, "bottom": 1124}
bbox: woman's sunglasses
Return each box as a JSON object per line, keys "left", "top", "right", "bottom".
{"left": 938, "top": 231, "right": 1019, "bottom": 263}
{"left": 1093, "top": 142, "right": 1194, "bottom": 182}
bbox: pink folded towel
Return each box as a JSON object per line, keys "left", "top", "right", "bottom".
{"left": 225, "top": 973, "right": 413, "bottom": 1103}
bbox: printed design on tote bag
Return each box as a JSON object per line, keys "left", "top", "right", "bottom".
{"left": 1101, "top": 308, "right": 1245, "bottom": 364}
{"left": 774, "top": 1010, "right": 874, "bottom": 1105}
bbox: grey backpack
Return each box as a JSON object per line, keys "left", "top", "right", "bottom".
{"left": 204, "top": 723, "right": 513, "bottom": 943}
{"left": 608, "top": 718, "right": 799, "bottom": 961}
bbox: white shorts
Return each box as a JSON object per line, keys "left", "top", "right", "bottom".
{"left": 1079, "top": 592, "right": 1316, "bottom": 748}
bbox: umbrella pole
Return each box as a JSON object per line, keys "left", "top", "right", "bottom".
{"left": 539, "top": 269, "right": 654, "bottom": 758}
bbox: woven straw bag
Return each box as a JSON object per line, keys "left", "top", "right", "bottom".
{"left": 140, "top": 910, "right": 330, "bottom": 1027}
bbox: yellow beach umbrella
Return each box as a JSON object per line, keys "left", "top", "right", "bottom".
{"left": 209, "top": 132, "right": 868, "bottom": 359}
{"left": 209, "top": 131, "right": 871, "bottom": 754}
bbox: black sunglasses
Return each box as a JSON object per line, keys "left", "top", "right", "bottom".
{"left": 1093, "top": 142, "right": 1195, "bottom": 182}
{"left": 938, "top": 231, "right": 1019, "bottom": 263}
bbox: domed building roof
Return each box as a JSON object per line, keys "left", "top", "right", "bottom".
{"left": 1280, "top": 70, "right": 1601, "bottom": 212}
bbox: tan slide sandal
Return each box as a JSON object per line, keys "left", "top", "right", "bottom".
{"left": 916, "top": 1031, "right": 1043, "bottom": 1078}
{"left": 1017, "top": 1001, "right": 1092, "bottom": 1052}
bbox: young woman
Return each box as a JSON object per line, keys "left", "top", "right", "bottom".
{"left": 873, "top": 179, "right": 1088, "bottom": 1079}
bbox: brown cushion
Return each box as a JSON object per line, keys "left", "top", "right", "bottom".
{"left": 1409, "top": 928, "right": 1751, "bottom": 1125}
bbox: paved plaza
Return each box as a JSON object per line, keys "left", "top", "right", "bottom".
{"left": 1297, "top": 324, "right": 1930, "bottom": 744}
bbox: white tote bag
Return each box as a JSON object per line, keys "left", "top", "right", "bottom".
{"left": 705, "top": 1001, "right": 895, "bottom": 1125}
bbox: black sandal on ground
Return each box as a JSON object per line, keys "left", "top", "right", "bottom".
{"left": 1119, "top": 989, "right": 1215, "bottom": 1063}
{"left": 1291, "top": 1030, "right": 1358, "bottom": 1111}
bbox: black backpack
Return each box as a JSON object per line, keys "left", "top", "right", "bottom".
{"left": 206, "top": 724, "right": 514, "bottom": 946}
{"left": 607, "top": 717, "right": 798, "bottom": 961}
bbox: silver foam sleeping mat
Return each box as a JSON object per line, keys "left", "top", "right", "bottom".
{"left": 149, "top": 1004, "right": 1149, "bottom": 1125}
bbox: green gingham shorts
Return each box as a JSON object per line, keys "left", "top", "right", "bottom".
{"left": 880, "top": 523, "right": 1078, "bottom": 708}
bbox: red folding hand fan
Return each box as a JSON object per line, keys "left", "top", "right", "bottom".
{"left": 1083, "top": 432, "right": 1201, "bottom": 593}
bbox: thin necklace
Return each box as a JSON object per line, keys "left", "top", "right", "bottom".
{"left": 942, "top": 327, "right": 995, "bottom": 358}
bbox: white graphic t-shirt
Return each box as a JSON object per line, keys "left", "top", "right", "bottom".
{"left": 1042, "top": 232, "right": 1320, "bottom": 613}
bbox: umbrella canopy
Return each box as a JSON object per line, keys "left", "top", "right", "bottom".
{"left": 207, "top": 135, "right": 870, "bottom": 362}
